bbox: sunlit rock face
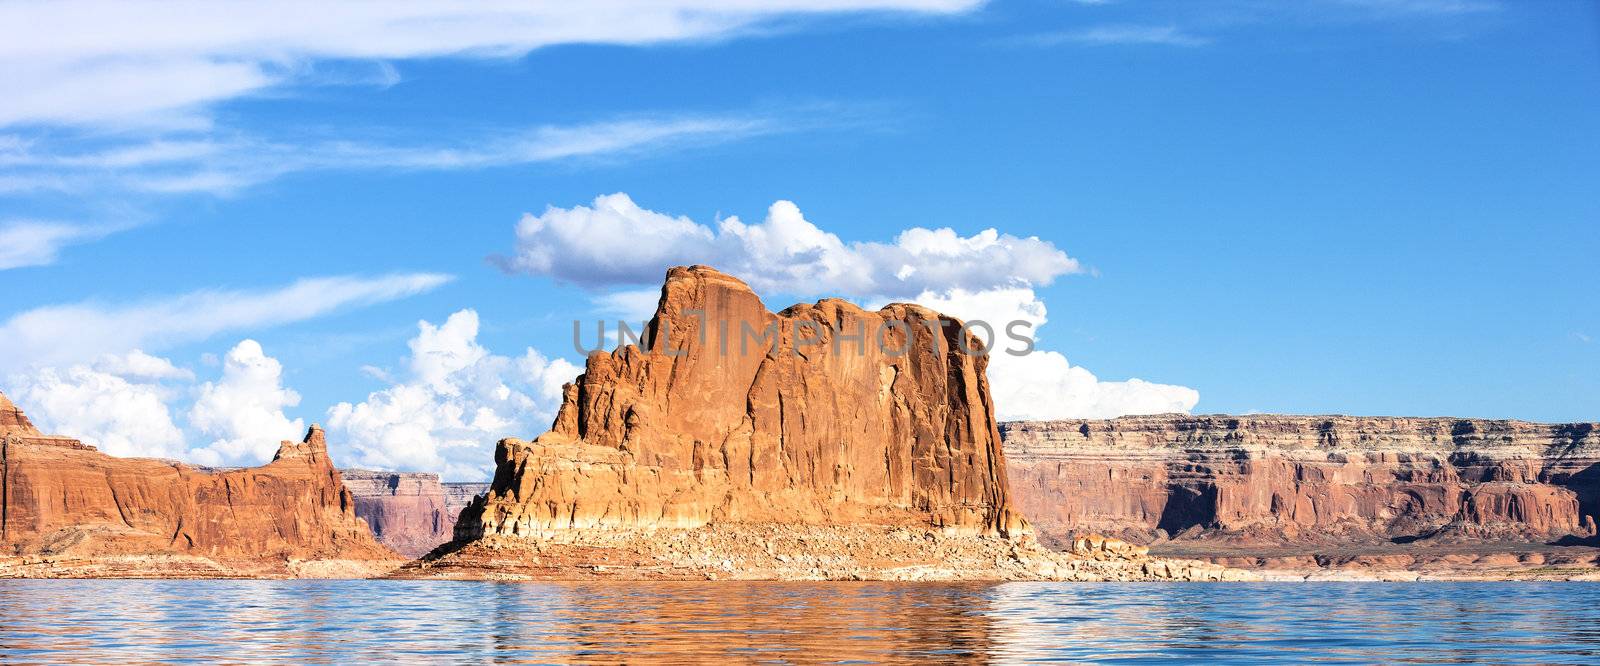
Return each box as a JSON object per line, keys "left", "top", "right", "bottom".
{"left": 0, "top": 392, "right": 36, "bottom": 434}
{"left": 1002, "top": 415, "right": 1600, "bottom": 548}
{"left": 1, "top": 393, "right": 399, "bottom": 577}
{"left": 455, "top": 265, "right": 1026, "bottom": 541}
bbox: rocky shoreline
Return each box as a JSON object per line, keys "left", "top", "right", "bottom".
{"left": 395, "top": 526, "right": 1251, "bottom": 582}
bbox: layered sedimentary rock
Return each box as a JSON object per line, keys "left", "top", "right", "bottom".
{"left": 341, "top": 471, "right": 487, "bottom": 558}
{"left": 1, "top": 392, "right": 33, "bottom": 431}
{"left": 457, "top": 265, "right": 1023, "bottom": 540}
{"left": 413, "top": 266, "right": 1235, "bottom": 581}
{"left": 1002, "top": 415, "right": 1600, "bottom": 577}
{"left": 1, "top": 394, "right": 400, "bottom": 577}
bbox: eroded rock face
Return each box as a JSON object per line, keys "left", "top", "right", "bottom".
{"left": 342, "top": 471, "right": 488, "bottom": 558}
{"left": 1002, "top": 415, "right": 1600, "bottom": 549}
{"left": 0, "top": 392, "right": 35, "bottom": 433}
{"left": 455, "top": 265, "right": 1025, "bottom": 542}
{"left": 1, "top": 395, "right": 400, "bottom": 577}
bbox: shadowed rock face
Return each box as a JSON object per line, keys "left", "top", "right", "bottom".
{"left": 455, "top": 265, "right": 1025, "bottom": 541}
{"left": 2, "top": 394, "right": 399, "bottom": 577}
{"left": 341, "top": 471, "right": 487, "bottom": 558}
{"left": 1002, "top": 415, "right": 1600, "bottom": 549}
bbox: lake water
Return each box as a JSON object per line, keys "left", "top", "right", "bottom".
{"left": 2, "top": 581, "right": 1597, "bottom": 664}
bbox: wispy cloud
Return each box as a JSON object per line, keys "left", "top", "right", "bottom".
{"left": 0, "top": 1, "right": 979, "bottom": 130}
{"left": 0, "top": 273, "right": 454, "bottom": 373}
{"left": 1020, "top": 24, "right": 1211, "bottom": 47}
{"left": 0, "top": 220, "right": 130, "bottom": 270}
{"left": 1575, "top": 332, "right": 1593, "bottom": 344}
{"left": 1, "top": 113, "right": 803, "bottom": 196}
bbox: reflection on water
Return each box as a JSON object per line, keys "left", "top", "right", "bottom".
{"left": 2, "top": 580, "right": 1598, "bottom": 664}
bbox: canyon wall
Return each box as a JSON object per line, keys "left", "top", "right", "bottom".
{"left": 1002, "top": 415, "right": 1600, "bottom": 551}
{"left": 341, "top": 471, "right": 487, "bottom": 558}
{"left": 453, "top": 265, "right": 1024, "bottom": 542}
{"left": 1, "top": 392, "right": 400, "bottom": 577}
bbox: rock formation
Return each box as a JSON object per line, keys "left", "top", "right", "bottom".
{"left": 341, "top": 470, "right": 487, "bottom": 558}
{"left": 409, "top": 266, "right": 1236, "bottom": 581}
{"left": 1, "top": 393, "right": 401, "bottom": 578}
{"left": 1003, "top": 415, "right": 1600, "bottom": 578}
{"left": 458, "top": 265, "right": 1024, "bottom": 539}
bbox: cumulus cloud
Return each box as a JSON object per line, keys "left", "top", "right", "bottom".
{"left": 0, "top": 272, "right": 452, "bottom": 374}
{"left": 905, "top": 288, "right": 1199, "bottom": 420}
{"left": 501, "top": 193, "right": 1199, "bottom": 420}
{"left": 6, "top": 342, "right": 315, "bottom": 467}
{"left": 327, "top": 309, "right": 579, "bottom": 480}
{"left": 497, "top": 193, "right": 1082, "bottom": 298}
{"left": 0, "top": 0, "right": 978, "bottom": 129}
{"left": 187, "top": 340, "right": 306, "bottom": 467}
{"left": 6, "top": 351, "right": 188, "bottom": 459}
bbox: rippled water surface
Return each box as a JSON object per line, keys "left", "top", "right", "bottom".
{"left": 2, "top": 580, "right": 1598, "bottom": 664}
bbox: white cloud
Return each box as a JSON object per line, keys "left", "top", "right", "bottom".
{"left": 327, "top": 309, "right": 579, "bottom": 480}
{"left": 905, "top": 288, "right": 1199, "bottom": 420}
{"left": 2, "top": 115, "right": 792, "bottom": 196}
{"left": 497, "top": 193, "right": 1082, "bottom": 298}
{"left": 90, "top": 349, "right": 194, "bottom": 381}
{"left": 0, "top": 0, "right": 979, "bottom": 130}
{"left": 6, "top": 351, "right": 188, "bottom": 459}
{"left": 502, "top": 192, "right": 1198, "bottom": 420}
{"left": 0, "top": 272, "right": 453, "bottom": 374}
{"left": 187, "top": 340, "right": 305, "bottom": 466}
{"left": 0, "top": 1, "right": 954, "bottom": 210}
{"left": 594, "top": 288, "right": 666, "bottom": 325}
{"left": 6, "top": 341, "right": 309, "bottom": 467}
{"left": 0, "top": 220, "right": 125, "bottom": 270}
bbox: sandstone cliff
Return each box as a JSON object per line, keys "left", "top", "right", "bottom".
{"left": 1002, "top": 415, "right": 1600, "bottom": 577}
{"left": 1, "top": 393, "right": 401, "bottom": 578}
{"left": 411, "top": 266, "right": 1235, "bottom": 581}
{"left": 341, "top": 470, "right": 487, "bottom": 558}
{"left": 457, "top": 265, "right": 1024, "bottom": 540}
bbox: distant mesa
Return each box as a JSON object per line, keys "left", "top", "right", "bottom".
{"left": 340, "top": 470, "right": 488, "bottom": 559}
{"left": 1002, "top": 414, "right": 1600, "bottom": 577}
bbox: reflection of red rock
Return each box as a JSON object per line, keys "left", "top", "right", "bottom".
{"left": 2, "top": 392, "right": 401, "bottom": 577}
{"left": 1002, "top": 415, "right": 1600, "bottom": 550}
{"left": 341, "top": 470, "right": 487, "bottom": 558}
{"left": 455, "top": 265, "right": 1025, "bottom": 541}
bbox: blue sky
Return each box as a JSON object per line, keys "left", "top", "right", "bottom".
{"left": 2, "top": 0, "right": 1597, "bottom": 478}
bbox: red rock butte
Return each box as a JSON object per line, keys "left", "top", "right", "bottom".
{"left": 2, "top": 392, "right": 400, "bottom": 578}
{"left": 454, "top": 265, "right": 1027, "bottom": 542}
